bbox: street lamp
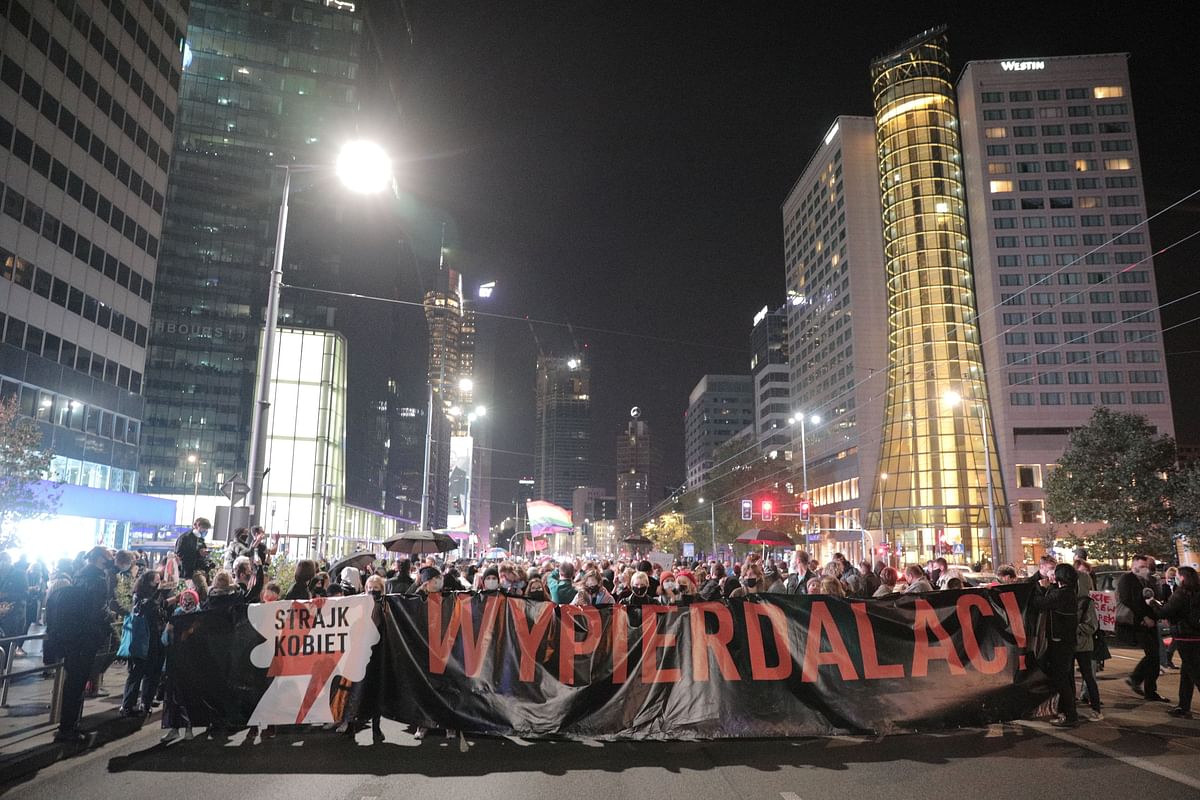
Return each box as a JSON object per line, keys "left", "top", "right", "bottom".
{"left": 448, "top": 404, "right": 487, "bottom": 552}
{"left": 698, "top": 496, "right": 716, "bottom": 558}
{"left": 787, "top": 412, "right": 822, "bottom": 503}
{"left": 943, "top": 389, "right": 999, "bottom": 567}
{"left": 247, "top": 140, "right": 393, "bottom": 527}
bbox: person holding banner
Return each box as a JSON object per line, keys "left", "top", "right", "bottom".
{"left": 1033, "top": 563, "right": 1081, "bottom": 727}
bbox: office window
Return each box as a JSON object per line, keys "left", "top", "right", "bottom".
{"left": 1011, "top": 392, "right": 1034, "bottom": 406}
{"left": 1103, "top": 158, "right": 1133, "bottom": 170}
{"left": 1016, "top": 465, "right": 1042, "bottom": 488}
{"left": 990, "top": 180, "right": 1014, "bottom": 193}
{"left": 1040, "top": 393, "right": 1064, "bottom": 405}
{"left": 1070, "top": 392, "right": 1095, "bottom": 405}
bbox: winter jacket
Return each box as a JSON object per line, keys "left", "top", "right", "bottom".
{"left": 1160, "top": 586, "right": 1200, "bottom": 641}
{"left": 1076, "top": 594, "right": 1099, "bottom": 652}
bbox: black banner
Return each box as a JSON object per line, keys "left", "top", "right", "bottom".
{"left": 169, "top": 586, "right": 1052, "bottom": 739}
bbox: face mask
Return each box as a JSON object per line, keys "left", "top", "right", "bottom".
{"left": 633, "top": 585, "right": 648, "bottom": 595}
{"left": 484, "top": 578, "right": 499, "bottom": 591}
{"left": 369, "top": 590, "right": 382, "bottom": 599}
{"left": 527, "top": 590, "right": 545, "bottom": 601}
{"left": 585, "top": 583, "right": 599, "bottom": 594}
{"left": 680, "top": 584, "right": 693, "bottom": 595}
{"left": 744, "top": 578, "right": 759, "bottom": 588}
{"left": 501, "top": 579, "right": 511, "bottom": 590}
{"left": 663, "top": 581, "right": 677, "bottom": 592}
{"left": 514, "top": 580, "right": 526, "bottom": 589}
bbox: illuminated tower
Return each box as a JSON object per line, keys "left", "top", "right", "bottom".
{"left": 868, "top": 27, "right": 1009, "bottom": 564}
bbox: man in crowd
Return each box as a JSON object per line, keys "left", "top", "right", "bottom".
{"left": 1119, "top": 554, "right": 1168, "bottom": 702}
{"left": 786, "top": 552, "right": 819, "bottom": 594}
{"left": 175, "top": 517, "right": 211, "bottom": 581}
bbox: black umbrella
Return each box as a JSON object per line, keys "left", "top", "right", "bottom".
{"left": 622, "top": 535, "right": 653, "bottom": 547}
{"left": 330, "top": 552, "right": 376, "bottom": 579}
{"left": 382, "top": 529, "right": 459, "bottom": 555}
{"left": 734, "top": 528, "right": 795, "bottom": 546}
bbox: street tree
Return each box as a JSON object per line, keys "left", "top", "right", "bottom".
{"left": 1043, "top": 407, "right": 1176, "bottom": 564}
{"left": 642, "top": 512, "right": 693, "bottom": 556}
{"left": 0, "top": 395, "right": 57, "bottom": 548}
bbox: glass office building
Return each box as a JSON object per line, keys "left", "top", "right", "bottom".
{"left": 868, "top": 27, "right": 1009, "bottom": 564}
{"left": 139, "top": 0, "right": 364, "bottom": 503}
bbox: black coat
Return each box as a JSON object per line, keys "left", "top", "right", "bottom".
{"left": 1117, "top": 571, "right": 1156, "bottom": 628}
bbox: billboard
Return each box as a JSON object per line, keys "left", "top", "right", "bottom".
{"left": 447, "top": 435, "right": 473, "bottom": 531}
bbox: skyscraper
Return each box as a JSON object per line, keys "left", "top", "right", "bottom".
{"left": 533, "top": 353, "right": 590, "bottom": 508}
{"left": 783, "top": 117, "right": 888, "bottom": 553}
{"left": 750, "top": 304, "right": 790, "bottom": 453}
{"left": 684, "top": 374, "right": 754, "bottom": 489}
{"left": 616, "top": 413, "right": 660, "bottom": 536}
{"left": 1, "top": 0, "right": 185, "bottom": 544}
{"left": 867, "top": 28, "right": 1008, "bottom": 565}
{"left": 139, "top": 0, "right": 366, "bottom": 505}
{"left": 957, "top": 53, "right": 1174, "bottom": 558}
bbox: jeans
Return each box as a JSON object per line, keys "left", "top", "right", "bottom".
{"left": 1178, "top": 641, "right": 1200, "bottom": 712}
{"left": 1130, "top": 624, "right": 1161, "bottom": 694}
{"left": 1074, "top": 652, "right": 1101, "bottom": 711}
{"left": 121, "top": 642, "right": 164, "bottom": 712}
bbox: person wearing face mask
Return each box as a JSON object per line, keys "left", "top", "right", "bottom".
{"left": 620, "top": 572, "right": 655, "bottom": 607}
{"left": 364, "top": 574, "right": 386, "bottom": 599}
{"left": 119, "top": 570, "right": 167, "bottom": 717}
{"left": 479, "top": 567, "right": 502, "bottom": 593}
{"left": 525, "top": 576, "right": 547, "bottom": 602}
{"left": 730, "top": 565, "right": 764, "bottom": 599}
{"left": 159, "top": 588, "right": 199, "bottom": 743}
{"left": 572, "top": 570, "right": 614, "bottom": 606}
{"left": 674, "top": 573, "right": 699, "bottom": 605}
{"left": 1117, "top": 554, "right": 1167, "bottom": 702}
{"left": 657, "top": 571, "right": 680, "bottom": 604}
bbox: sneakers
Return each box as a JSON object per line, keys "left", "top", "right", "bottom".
{"left": 1167, "top": 707, "right": 1193, "bottom": 719}
{"left": 1087, "top": 709, "right": 1105, "bottom": 721}
{"left": 1049, "top": 714, "right": 1079, "bottom": 728}
{"left": 414, "top": 726, "right": 427, "bottom": 740}
{"left": 160, "top": 729, "right": 180, "bottom": 743}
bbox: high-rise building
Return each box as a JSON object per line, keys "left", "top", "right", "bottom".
{"left": 684, "top": 374, "right": 754, "bottom": 489}
{"left": 1, "top": 0, "right": 186, "bottom": 546}
{"left": 139, "top": 1, "right": 366, "bottom": 504}
{"left": 533, "top": 353, "right": 590, "bottom": 508}
{"left": 750, "top": 304, "right": 791, "bottom": 453}
{"left": 957, "top": 53, "right": 1174, "bottom": 559}
{"left": 866, "top": 28, "right": 1009, "bottom": 565}
{"left": 616, "top": 413, "right": 660, "bottom": 536}
{"left": 783, "top": 117, "right": 888, "bottom": 557}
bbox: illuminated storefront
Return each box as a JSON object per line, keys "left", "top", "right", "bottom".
{"left": 868, "top": 28, "right": 1009, "bottom": 565}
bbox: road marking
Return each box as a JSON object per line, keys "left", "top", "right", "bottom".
{"left": 1017, "top": 720, "right": 1200, "bottom": 791}
{"left": 780, "top": 793, "right": 803, "bottom": 800}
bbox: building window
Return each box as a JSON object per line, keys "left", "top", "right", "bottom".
{"left": 1070, "top": 392, "right": 1095, "bottom": 405}
{"left": 1103, "top": 158, "right": 1133, "bottom": 170}
{"left": 1020, "top": 500, "right": 1045, "bottom": 524}
{"left": 1016, "top": 465, "right": 1042, "bottom": 488}
{"left": 990, "top": 180, "right": 1014, "bottom": 193}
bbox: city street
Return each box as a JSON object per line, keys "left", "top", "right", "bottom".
{"left": 4, "top": 652, "right": 1198, "bottom": 799}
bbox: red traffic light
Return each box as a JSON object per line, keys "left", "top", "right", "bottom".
{"left": 799, "top": 499, "right": 811, "bottom": 522}
{"left": 760, "top": 499, "right": 774, "bottom": 522}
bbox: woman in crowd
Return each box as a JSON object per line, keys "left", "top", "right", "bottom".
{"left": 119, "top": 570, "right": 167, "bottom": 717}
{"left": 1033, "top": 562, "right": 1080, "bottom": 727}
{"left": 204, "top": 570, "right": 244, "bottom": 609}
{"left": 499, "top": 564, "right": 526, "bottom": 595}
{"left": 525, "top": 575, "right": 547, "bottom": 602}
{"left": 1160, "top": 565, "right": 1200, "bottom": 719}
{"left": 308, "top": 571, "right": 331, "bottom": 598}
{"left": 160, "top": 589, "right": 199, "bottom": 743}
{"left": 620, "top": 571, "right": 656, "bottom": 607}
{"left": 1075, "top": 576, "right": 1103, "bottom": 720}
{"left": 729, "top": 564, "right": 764, "bottom": 599}
{"left": 285, "top": 560, "right": 318, "bottom": 601}
{"left": 819, "top": 576, "right": 847, "bottom": 598}
{"left": 874, "top": 567, "right": 899, "bottom": 597}
{"left": 572, "top": 570, "right": 614, "bottom": 606}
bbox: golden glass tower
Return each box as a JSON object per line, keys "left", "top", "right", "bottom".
{"left": 868, "top": 27, "right": 1008, "bottom": 564}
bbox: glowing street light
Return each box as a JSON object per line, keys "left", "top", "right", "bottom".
{"left": 247, "top": 140, "right": 393, "bottom": 530}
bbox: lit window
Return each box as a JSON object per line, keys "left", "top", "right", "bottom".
{"left": 1093, "top": 86, "right": 1124, "bottom": 99}
{"left": 985, "top": 127, "right": 1007, "bottom": 139}
{"left": 1073, "top": 159, "right": 1091, "bottom": 172}
{"left": 1103, "top": 158, "right": 1132, "bottom": 170}
{"left": 990, "top": 180, "right": 1014, "bottom": 193}
{"left": 988, "top": 162, "right": 1011, "bottom": 174}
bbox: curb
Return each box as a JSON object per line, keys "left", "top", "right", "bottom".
{"left": 0, "top": 710, "right": 149, "bottom": 789}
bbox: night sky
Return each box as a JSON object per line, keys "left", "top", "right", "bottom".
{"left": 338, "top": 1, "right": 1200, "bottom": 514}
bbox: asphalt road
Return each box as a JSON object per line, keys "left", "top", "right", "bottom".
{"left": 4, "top": 662, "right": 1199, "bottom": 800}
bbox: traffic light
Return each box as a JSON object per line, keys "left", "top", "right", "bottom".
{"left": 740, "top": 499, "right": 753, "bottom": 521}
{"left": 760, "top": 499, "right": 774, "bottom": 522}
{"left": 799, "top": 498, "right": 812, "bottom": 522}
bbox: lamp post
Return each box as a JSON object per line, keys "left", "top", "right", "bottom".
{"left": 879, "top": 472, "right": 888, "bottom": 565}
{"left": 943, "top": 390, "right": 1000, "bottom": 567}
{"left": 787, "top": 412, "right": 821, "bottom": 536}
{"left": 699, "top": 496, "right": 716, "bottom": 558}
{"left": 247, "top": 141, "right": 392, "bottom": 527}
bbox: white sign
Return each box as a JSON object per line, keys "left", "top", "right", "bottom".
{"left": 682, "top": 542, "right": 695, "bottom": 559}
{"left": 646, "top": 551, "right": 674, "bottom": 571}
{"left": 1000, "top": 60, "right": 1045, "bottom": 71}
{"left": 1091, "top": 589, "right": 1116, "bottom": 633}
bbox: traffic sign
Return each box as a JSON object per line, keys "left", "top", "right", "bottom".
{"left": 220, "top": 473, "right": 250, "bottom": 504}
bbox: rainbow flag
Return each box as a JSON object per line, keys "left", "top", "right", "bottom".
{"left": 526, "top": 500, "right": 572, "bottom": 535}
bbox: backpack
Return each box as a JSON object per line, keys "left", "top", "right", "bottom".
{"left": 43, "top": 583, "right": 90, "bottom": 663}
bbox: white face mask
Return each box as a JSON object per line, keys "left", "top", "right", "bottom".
{"left": 483, "top": 577, "right": 499, "bottom": 591}
{"left": 663, "top": 581, "right": 677, "bottom": 592}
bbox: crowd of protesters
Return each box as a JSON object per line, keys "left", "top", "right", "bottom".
{"left": 20, "top": 518, "right": 1200, "bottom": 745}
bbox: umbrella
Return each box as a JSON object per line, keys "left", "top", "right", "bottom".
{"left": 330, "top": 552, "right": 375, "bottom": 579}
{"left": 622, "top": 535, "right": 653, "bottom": 547}
{"left": 735, "top": 528, "right": 795, "bottom": 547}
{"left": 382, "top": 529, "right": 459, "bottom": 555}
{"left": 483, "top": 547, "right": 508, "bottom": 560}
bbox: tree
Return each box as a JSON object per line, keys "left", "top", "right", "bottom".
{"left": 1169, "top": 464, "right": 1200, "bottom": 558}
{"left": 641, "top": 512, "right": 693, "bottom": 556}
{"left": 1043, "top": 407, "right": 1176, "bottom": 565}
{"left": 0, "top": 396, "right": 58, "bottom": 548}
